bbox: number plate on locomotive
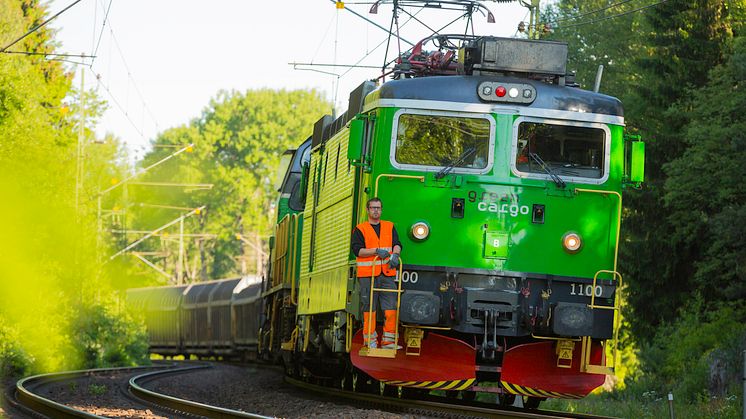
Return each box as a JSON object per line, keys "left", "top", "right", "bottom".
{"left": 569, "top": 283, "right": 615, "bottom": 299}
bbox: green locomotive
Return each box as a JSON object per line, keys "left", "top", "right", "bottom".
{"left": 263, "top": 36, "right": 645, "bottom": 405}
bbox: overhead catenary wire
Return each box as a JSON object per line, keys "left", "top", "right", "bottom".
{"left": 304, "top": 2, "right": 472, "bottom": 80}
{"left": 331, "top": 0, "right": 415, "bottom": 47}
{"left": 49, "top": 58, "right": 90, "bottom": 66}
{"left": 332, "top": 3, "right": 342, "bottom": 113}
{"left": 397, "top": 7, "right": 439, "bottom": 41}
{"left": 293, "top": 3, "right": 423, "bottom": 85}
{"left": 291, "top": 62, "right": 385, "bottom": 69}
{"left": 91, "top": 0, "right": 114, "bottom": 62}
{"left": 90, "top": 0, "right": 160, "bottom": 133}
{"left": 309, "top": 13, "right": 338, "bottom": 64}
{"left": 0, "top": 51, "right": 94, "bottom": 58}
{"left": 0, "top": 0, "right": 84, "bottom": 52}
{"left": 87, "top": 66, "right": 147, "bottom": 141}
{"left": 89, "top": 0, "right": 97, "bottom": 56}
{"left": 339, "top": 5, "right": 424, "bottom": 78}
{"left": 543, "top": 0, "right": 636, "bottom": 25}
{"left": 552, "top": 0, "right": 669, "bottom": 30}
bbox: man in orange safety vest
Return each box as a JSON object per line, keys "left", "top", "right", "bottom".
{"left": 350, "top": 197, "right": 402, "bottom": 349}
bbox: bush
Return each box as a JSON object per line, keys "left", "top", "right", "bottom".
{"left": 624, "top": 300, "right": 746, "bottom": 402}
{"left": 69, "top": 302, "right": 150, "bottom": 369}
{"left": 0, "top": 320, "right": 32, "bottom": 378}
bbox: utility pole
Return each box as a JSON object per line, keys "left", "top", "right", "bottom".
{"left": 518, "top": 0, "right": 542, "bottom": 39}
{"left": 75, "top": 65, "right": 85, "bottom": 213}
{"left": 178, "top": 217, "right": 184, "bottom": 285}
{"left": 528, "top": 0, "right": 541, "bottom": 39}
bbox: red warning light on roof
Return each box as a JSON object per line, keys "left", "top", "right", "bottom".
{"left": 496, "top": 86, "right": 507, "bottom": 97}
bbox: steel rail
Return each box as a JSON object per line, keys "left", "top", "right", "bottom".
{"left": 284, "top": 376, "right": 618, "bottom": 419}
{"left": 13, "top": 362, "right": 274, "bottom": 419}
{"left": 128, "top": 365, "right": 274, "bottom": 418}
{"left": 14, "top": 365, "right": 164, "bottom": 419}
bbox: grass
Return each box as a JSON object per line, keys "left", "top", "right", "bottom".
{"left": 88, "top": 383, "right": 107, "bottom": 396}
{"left": 543, "top": 392, "right": 742, "bottom": 419}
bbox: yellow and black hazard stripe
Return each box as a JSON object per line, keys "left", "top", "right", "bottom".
{"left": 500, "top": 381, "right": 584, "bottom": 399}
{"left": 381, "top": 379, "right": 475, "bottom": 391}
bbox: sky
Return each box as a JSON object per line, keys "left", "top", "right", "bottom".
{"left": 47, "top": 0, "right": 531, "bottom": 160}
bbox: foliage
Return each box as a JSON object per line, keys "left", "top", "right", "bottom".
{"left": 88, "top": 383, "right": 108, "bottom": 396}
{"left": 545, "top": 391, "right": 742, "bottom": 419}
{"left": 547, "top": 302, "right": 745, "bottom": 415}
{"left": 546, "top": 0, "right": 746, "bottom": 342}
{"left": 0, "top": 320, "right": 32, "bottom": 378}
{"left": 125, "top": 89, "right": 330, "bottom": 281}
{"left": 542, "top": 0, "right": 645, "bottom": 97}
{"left": 0, "top": 0, "right": 148, "bottom": 378}
{"left": 628, "top": 301, "right": 745, "bottom": 401}
{"left": 663, "top": 35, "right": 746, "bottom": 302}
{"left": 620, "top": 0, "right": 744, "bottom": 341}
{"left": 603, "top": 287, "right": 639, "bottom": 390}
{"left": 544, "top": 3, "right": 746, "bottom": 409}
{"left": 70, "top": 303, "right": 149, "bottom": 369}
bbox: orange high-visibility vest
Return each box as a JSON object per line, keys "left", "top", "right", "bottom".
{"left": 355, "top": 220, "right": 398, "bottom": 277}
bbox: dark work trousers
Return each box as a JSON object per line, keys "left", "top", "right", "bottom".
{"left": 359, "top": 273, "right": 397, "bottom": 313}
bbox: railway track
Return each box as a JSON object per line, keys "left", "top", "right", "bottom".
{"left": 9, "top": 365, "right": 162, "bottom": 418}
{"left": 284, "top": 376, "right": 619, "bottom": 419}
{"left": 128, "top": 365, "right": 271, "bottom": 418}
{"left": 7, "top": 361, "right": 617, "bottom": 419}
{"left": 7, "top": 362, "right": 272, "bottom": 418}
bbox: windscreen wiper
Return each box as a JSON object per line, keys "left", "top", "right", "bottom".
{"left": 529, "top": 152, "right": 566, "bottom": 189}
{"left": 435, "top": 147, "right": 476, "bottom": 179}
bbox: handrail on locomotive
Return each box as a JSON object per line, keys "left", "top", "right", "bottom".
{"left": 359, "top": 255, "right": 404, "bottom": 359}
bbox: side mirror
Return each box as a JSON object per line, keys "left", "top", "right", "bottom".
{"left": 630, "top": 141, "right": 645, "bottom": 183}
{"left": 348, "top": 118, "right": 364, "bottom": 163}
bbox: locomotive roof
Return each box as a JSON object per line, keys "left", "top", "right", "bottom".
{"left": 369, "top": 75, "right": 623, "bottom": 117}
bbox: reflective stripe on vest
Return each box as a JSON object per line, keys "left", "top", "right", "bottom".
{"left": 356, "top": 221, "right": 397, "bottom": 277}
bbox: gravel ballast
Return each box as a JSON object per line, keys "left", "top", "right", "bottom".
{"left": 149, "top": 363, "right": 435, "bottom": 418}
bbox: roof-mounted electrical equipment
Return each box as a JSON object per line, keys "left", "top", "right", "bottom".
{"left": 459, "top": 37, "right": 570, "bottom": 85}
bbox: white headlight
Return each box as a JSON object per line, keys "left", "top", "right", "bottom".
{"left": 562, "top": 232, "right": 582, "bottom": 253}
{"left": 411, "top": 222, "right": 430, "bottom": 240}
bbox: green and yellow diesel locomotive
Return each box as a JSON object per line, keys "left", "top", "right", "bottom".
{"left": 263, "top": 36, "right": 645, "bottom": 405}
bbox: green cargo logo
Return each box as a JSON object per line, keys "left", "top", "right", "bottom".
{"left": 477, "top": 201, "right": 530, "bottom": 217}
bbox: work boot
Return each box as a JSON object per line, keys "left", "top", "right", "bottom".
{"left": 381, "top": 309, "right": 400, "bottom": 348}
{"left": 363, "top": 312, "right": 378, "bottom": 348}
{"left": 366, "top": 336, "right": 379, "bottom": 349}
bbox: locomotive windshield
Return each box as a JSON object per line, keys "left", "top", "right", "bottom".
{"left": 394, "top": 112, "right": 492, "bottom": 172}
{"left": 515, "top": 121, "right": 605, "bottom": 179}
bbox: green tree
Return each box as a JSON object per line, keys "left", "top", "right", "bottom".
{"left": 663, "top": 36, "right": 746, "bottom": 302}
{"left": 543, "top": 0, "right": 646, "bottom": 97}
{"left": 0, "top": 0, "right": 147, "bottom": 376}
{"left": 127, "top": 89, "right": 330, "bottom": 281}
{"left": 621, "top": 0, "right": 741, "bottom": 340}
{"left": 546, "top": 0, "right": 745, "bottom": 340}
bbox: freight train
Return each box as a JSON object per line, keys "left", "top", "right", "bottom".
{"left": 127, "top": 34, "right": 645, "bottom": 408}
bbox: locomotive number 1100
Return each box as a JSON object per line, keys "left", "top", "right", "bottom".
{"left": 570, "top": 283, "right": 603, "bottom": 297}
